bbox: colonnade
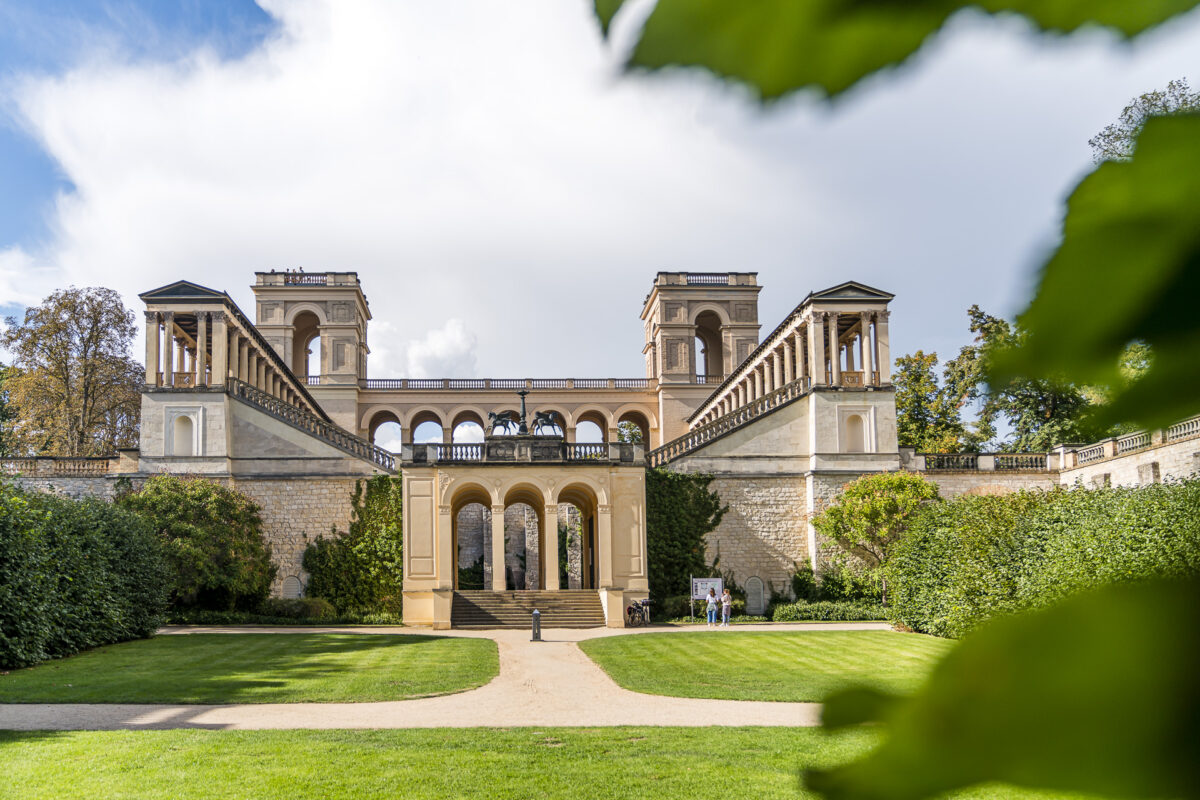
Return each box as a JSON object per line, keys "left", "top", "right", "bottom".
{"left": 692, "top": 307, "right": 890, "bottom": 427}
{"left": 143, "top": 308, "right": 320, "bottom": 416}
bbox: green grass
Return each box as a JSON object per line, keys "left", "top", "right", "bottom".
{"left": 0, "top": 634, "right": 498, "bottom": 704}
{"left": 579, "top": 630, "right": 954, "bottom": 702}
{"left": 0, "top": 728, "right": 1101, "bottom": 800}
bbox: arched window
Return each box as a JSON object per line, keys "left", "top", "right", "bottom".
{"left": 172, "top": 415, "right": 194, "bottom": 457}
{"left": 845, "top": 414, "right": 865, "bottom": 453}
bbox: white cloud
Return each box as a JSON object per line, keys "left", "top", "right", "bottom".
{"left": 404, "top": 318, "right": 477, "bottom": 378}
{"left": 2, "top": 0, "right": 1200, "bottom": 375}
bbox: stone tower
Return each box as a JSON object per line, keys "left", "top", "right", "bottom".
{"left": 640, "top": 272, "right": 762, "bottom": 442}
{"left": 251, "top": 271, "right": 371, "bottom": 431}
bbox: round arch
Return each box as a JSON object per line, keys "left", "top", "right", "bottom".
{"left": 449, "top": 406, "right": 488, "bottom": 431}
{"left": 688, "top": 302, "right": 731, "bottom": 326}
{"left": 555, "top": 481, "right": 604, "bottom": 591}
{"left": 406, "top": 407, "right": 448, "bottom": 431}
{"left": 569, "top": 405, "right": 614, "bottom": 430}
{"left": 285, "top": 302, "right": 329, "bottom": 327}
{"left": 364, "top": 408, "right": 402, "bottom": 441}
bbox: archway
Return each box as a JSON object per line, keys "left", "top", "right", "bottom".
{"left": 451, "top": 484, "right": 493, "bottom": 590}
{"left": 844, "top": 414, "right": 866, "bottom": 453}
{"left": 557, "top": 482, "right": 600, "bottom": 590}
{"left": 291, "top": 310, "right": 322, "bottom": 378}
{"left": 503, "top": 484, "right": 545, "bottom": 590}
{"left": 368, "top": 410, "right": 403, "bottom": 453}
{"left": 694, "top": 309, "right": 726, "bottom": 379}
{"left": 575, "top": 420, "right": 604, "bottom": 443}
{"left": 617, "top": 410, "right": 649, "bottom": 445}
{"left": 452, "top": 421, "right": 485, "bottom": 443}
{"left": 172, "top": 415, "right": 194, "bottom": 456}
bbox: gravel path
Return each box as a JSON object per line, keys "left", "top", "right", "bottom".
{"left": 0, "top": 622, "right": 890, "bottom": 731}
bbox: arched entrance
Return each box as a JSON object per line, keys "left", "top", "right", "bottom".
{"left": 503, "top": 484, "right": 546, "bottom": 589}
{"left": 450, "top": 483, "right": 493, "bottom": 591}
{"left": 557, "top": 482, "right": 600, "bottom": 590}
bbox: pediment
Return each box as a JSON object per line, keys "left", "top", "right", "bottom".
{"left": 808, "top": 281, "right": 894, "bottom": 302}
{"left": 139, "top": 280, "right": 229, "bottom": 302}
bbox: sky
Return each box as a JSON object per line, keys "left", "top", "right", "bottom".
{"left": 1, "top": 0, "right": 1198, "bottom": 382}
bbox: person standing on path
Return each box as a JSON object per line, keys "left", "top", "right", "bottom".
{"left": 705, "top": 588, "right": 719, "bottom": 628}
{"left": 721, "top": 587, "right": 732, "bottom": 628}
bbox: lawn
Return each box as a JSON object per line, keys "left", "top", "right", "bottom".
{"left": 0, "top": 634, "right": 498, "bottom": 704}
{"left": 0, "top": 728, "right": 1101, "bottom": 800}
{"left": 578, "top": 630, "right": 954, "bottom": 702}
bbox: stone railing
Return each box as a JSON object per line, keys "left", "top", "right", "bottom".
{"left": 1, "top": 457, "right": 115, "bottom": 477}
{"left": 1074, "top": 443, "right": 1108, "bottom": 465}
{"left": 360, "top": 377, "right": 656, "bottom": 391}
{"left": 227, "top": 379, "right": 395, "bottom": 472}
{"left": 923, "top": 453, "right": 979, "bottom": 471}
{"left": 1167, "top": 417, "right": 1200, "bottom": 442}
{"left": 686, "top": 273, "right": 730, "bottom": 285}
{"left": 1116, "top": 431, "right": 1152, "bottom": 454}
{"left": 402, "top": 437, "right": 642, "bottom": 465}
{"left": 283, "top": 273, "right": 327, "bottom": 285}
{"left": 648, "top": 377, "right": 811, "bottom": 467}
{"left": 995, "top": 453, "right": 1048, "bottom": 471}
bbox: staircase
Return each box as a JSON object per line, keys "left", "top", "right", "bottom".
{"left": 452, "top": 590, "right": 606, "bottom": 629}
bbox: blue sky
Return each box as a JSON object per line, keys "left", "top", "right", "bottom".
{"left": 1, "top": 1, "right": 1198, "bottom": 386}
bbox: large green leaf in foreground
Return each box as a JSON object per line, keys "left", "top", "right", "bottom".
{"left": 806, "top": 578, "right": 1200, "bottom": 799}
{"left": 995, "top": 113, "right": 1200, "bottom": 428}
{"left": 594, "top": 1, "right": 1200, "bottom": 99}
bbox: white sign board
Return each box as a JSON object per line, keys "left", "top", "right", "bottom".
{"left": 691, "top": 577, "right": 723, "bottom": 601}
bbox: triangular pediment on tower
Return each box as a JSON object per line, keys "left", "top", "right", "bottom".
{"left": 806, "top": 281, "right": 894, "bottom": 303}
{"left": 138, "top": 280, "right": 229, "bottom": 302}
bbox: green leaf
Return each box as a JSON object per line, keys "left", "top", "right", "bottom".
{"left": 594, "top": 0, "right": 628, "bottom": 37}
{"left": 807, "top": 578, "right": 1200, "bottom": 799}
{"left": 609, "top": 0, "right": 1200, "bottom": 100}
{"left": 994, "top": 113, "right": 1200, "bottom": 428}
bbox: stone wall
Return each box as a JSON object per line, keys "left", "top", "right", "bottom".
{"left": 1059, "top": 438, "right": 1200, "bottom": 488}
{"left": 8, "top": 475, "right": 127, "bottom": 501}
{"left": 924, "top": 471, "right": 1059, "bottom": 498}
{"left": 705, "top": 475, "right": 808, "bottom": 597}
{"left": 231, "top": 476, "right": 360, "bottom": 596}
{"left": 454, "top": 503, "right": 583, "bottom": 590}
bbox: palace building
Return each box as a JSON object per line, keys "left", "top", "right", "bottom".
{"left": 5, "top": 270, "right": 1197, "bottom": 627}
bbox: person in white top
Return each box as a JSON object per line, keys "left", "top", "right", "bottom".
{"left": 705, "top": 588, "right": 719, "bottom": 628}
{"left": 720, "top": 588, "right": 732, "bottom": 627}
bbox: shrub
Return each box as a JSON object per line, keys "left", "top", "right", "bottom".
{"left": 303, "top": 475, "right": 403, "bottom": 614}
{"left": 119, "top": 475, "right": 275, "bottom": 611}
{"left": 888, "top": 479, "right": 1200, "bottom": 638}
{"left": 771, "top": 600, "right": 888, "bottom": 622}
{"left": 0, "top": 483, "right": 169, "bottom": 668}
{"left": 258, "top": 597, "right": 336, "bottom": 620}
{"left": 646, "top": 468, "right": 726, "bottom": 604}
{"left": 792, "top": 565, "right": 818, "bottom": 602}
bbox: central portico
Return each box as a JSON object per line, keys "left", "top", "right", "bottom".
{"left": 400, "top": 433, "right": 649, "bottom": 629}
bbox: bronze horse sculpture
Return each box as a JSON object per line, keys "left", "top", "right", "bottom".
{"left": 532, "top": 411, "right": 563, "bottom": 436}
{"left": 488, "top": 410, "right": 520, "bottom": 436}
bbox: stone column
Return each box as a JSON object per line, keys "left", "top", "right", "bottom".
{"left": 783, "top": 339, "right": 794, "bottom": 384}
{"left": 876, "top": 310, "right": 891, "bottom": 383}
{"left": 753, "top": 366, "right": 763, "bottom": 399}
{"left": 144, "top": 311, "right": 160, "bottom": 385}
{"left": 491, "top": 504, "right": 507, "bottom": 591}
{"left": 162, "top": 312, "right": 176, "bottom": 386}
{"left": 828, "top": 312, "right": 841, "bottom": 385}
{"left": 794, "top": 330, "right": 806, "bottom": 383}
{"left": 861, "top": 312, "right": 875, "bottom": 385}
{"left": 442, "top": 428, "right": 453, "bottom": 445}
{"left": 543, "top": 504, "right": 560, "bottom": 591}
{"left": 845, "top": 339, "right": 855, "bottom": 371}
{"left": 195, "top": 312, "right": 208, "bottom": 386}
{"left": 809, "top": 312, "right": 826, "bottom": 386}
{"left": 773, "top": 350, "right": 784, "bottom": 389}
{"left": 565, "top": 426, "right": 576, "bottom": 444}
{"left": 597, "top": 504, "right": 613, "bottom": 588}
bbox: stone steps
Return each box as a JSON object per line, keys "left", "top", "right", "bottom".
{"left": 451, "top": 590, "right": 606, "bottom": 629}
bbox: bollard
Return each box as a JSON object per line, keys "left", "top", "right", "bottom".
{"left": 531, "top": 608, "right": 542, "bottom": 641}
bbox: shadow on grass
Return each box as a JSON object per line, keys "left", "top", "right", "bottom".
{"left": 0, "top": 634, "right": 493, "bottom": 705}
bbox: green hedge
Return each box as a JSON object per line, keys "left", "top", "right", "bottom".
{"left": 771, "top": 601, "right": 888, "bottom": 622}
{"left": 0, "top": 483, "right": 169, "bottom": 668}
{"left": 888, "top": 479, "right": 1200, "bottom": 638}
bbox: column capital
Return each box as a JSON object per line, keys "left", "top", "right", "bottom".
{"left": 144, "top": 310, "right": 159, "bottom": 323}
{"left": 597, "top": 504, "right": 612, "bottom": 514}
{"left": 877, "top": 310, "right": 890, "bottom": 322}
{"left": 491, "top": 504, "right": 506, "bottom": 514}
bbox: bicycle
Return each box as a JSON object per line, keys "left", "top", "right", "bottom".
{"left": 626, "top": 598, "right": 652, "bottom": 627}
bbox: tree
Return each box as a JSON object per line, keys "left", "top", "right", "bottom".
{"left": 303, "top": 475, "right": 403, "bottom": 614}
{"left": 893, "top": 351, "right": 967, "bottom": 453}
{"left": 616, "top": 420, "right": 643, "bottom": 443}
{"left": 1089, "top": 78, "right": 1200, "bottom": 163}
{"left": 0, "top": 363, "right": 14, "bottom": 457}
{"left": 811, "top": 472, "right": 940, "bottom": 603}
{"left": 945, "top": 306, "right": 1104, "bottom": 452}
{"left": 645, "top": 468, "right": 725, "bottom": 604}
{"left": 119, "top": 475, "right": 276, "bottom": 611}
{"left": 0, "top": 287, "right": 141, "bottom": 456}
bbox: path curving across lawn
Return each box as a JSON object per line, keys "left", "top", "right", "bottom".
{"left": 578, "top": 630, "right": 954, "bottom": 702}
{"left": 0, "top": 634, "right": 498, "bottom": 704}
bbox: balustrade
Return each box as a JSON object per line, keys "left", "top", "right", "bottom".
{"left": 1167, "top": 417, "right": 1200, "bottom": 442}
{"left": 923, "top": 453, "right": 979, "bottom": 471}
{"left": 357, "top": 377, "right": 655, "bottom": 391}
{"left": 1074, "top": 444, "right": 1107, "bottom": 465}
{"left": 995, "top": 454, "right": 1047, "bottom": 471}
{"left": 1116, "top": 431, "right": 1152, "bottom": 454}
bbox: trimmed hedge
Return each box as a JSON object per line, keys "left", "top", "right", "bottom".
{"left": 771, "top": 601, "right": 888, "bottom": 622}
{"left": 888, "top": 479, "right": 1200, "bottom": 638}
{"left": 0, "top": 483, "right": 169, "bottom": 668}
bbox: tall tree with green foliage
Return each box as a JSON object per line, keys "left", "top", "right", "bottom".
{"left": 0, "top": 363, "right": 15, "bottom": 457}
{"left": 0, "top": 287, "right": 141, "bottom": 456}
{"left": 945, "top": 305, "right": 1104, "bottom": 452}
{"left": 119, "top": 475, "right": 276, "bottom": 611}
{"left": 893, "top": 351, "right": 967, "bottom": 453}
{"left": 1089, "top": 78, "right": 1200, "bottom": 163}
{"left": 303, "top": 475, "right": 403, "bottom": 614}
{"left": 812, "top": 472, "right": 940, "bottom": 603}
{"left": 645, "top": 468, "right": 725, "bottom": 603}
